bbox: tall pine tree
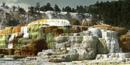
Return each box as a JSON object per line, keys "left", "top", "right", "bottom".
{"left": 54, "top": 4, "right": 61, "bottom": 12}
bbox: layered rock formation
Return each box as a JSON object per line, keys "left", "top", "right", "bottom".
{"left": 37, "top": 26, "right": 127, "bottom": 63}
{"left": 0, "top": 24, "right": 130, "bottom": 65}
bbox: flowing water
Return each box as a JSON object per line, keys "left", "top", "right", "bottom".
{"left": 88, "top": 27, "right": 121, "bottom": 53}
{"left": 101, "top": 30, "right": 120, "bottom": 53}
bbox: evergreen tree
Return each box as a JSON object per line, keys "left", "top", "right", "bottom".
{"left": 12, "top": 6, "right": 16, "bottom": 11}
{"left": 54, "top": 4, "right": 61, "bottom": 12}
{"left": 46, "top": 3, "right": 54, "bottom": 11}
{"left": 76, "top": 5, "right": 86, "bottom": 13}
{"left": 40, "top": 6, "right": 46, "bottom": 11}
{"left": 18, "top": 7, "right": 26, "bottom": 14}
{"left": 88, "top": 0, "right": 130, "bottom": 28}
{"left": 1, "top": 2, "right": 6, "bottom": 7}
{"left": 71, "top": 8, "right": 76, "bottom": 12}
{"left": 28, "top": 6, "right": 35, "bottom": 14}
{"left": 62, "top": 7, "right": 65, "bottom": 11}
{"left": 40, "top": 3, "right": 54, "bottom": 11}
{"left": 63, "top": 6, "right": 72, "bottom": 12}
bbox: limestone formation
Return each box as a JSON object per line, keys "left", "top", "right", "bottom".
{"left": 95, "top": 24, "right": 128, "bottom": 35}
{"left": 101, "top": 29, "right": 120, "bottom": 53}
{"left": 88, "top": 27, "right": 102, "bottom": 37}
{"left": 97, "top": 38, "right": 108, "bottom": 54}
{"left": 54, "top": 36, "right": 68, "bottom": 43}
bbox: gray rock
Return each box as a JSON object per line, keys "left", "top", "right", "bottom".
{"left": 54, "top": 36, "right": 68, "bottom": 43}
{"left": 97, "top": 38, "right": 109, "bottom": 54}
{"left": 64, "top": 49, "right": 79, "bottom": 61}
{"left": 88, "top": 27, "right": 102, "bottom": 38}
{"left": 80, "top": 36, "right": 98, "bottom": 59}
{"left": 69, "top": 36, "right": 83, "bottom": 43}
{"left": 55, "top": 42, "right": 70, "bottom": 50}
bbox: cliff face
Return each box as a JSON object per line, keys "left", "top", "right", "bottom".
{"left": 0, "top": 19, "right": 130, "bottom": 65}
{"left": 37, "top": 25, "right": 130, "bottom": 63}
{"left": 0, "top": 16, "right": 129, "bottom": 60}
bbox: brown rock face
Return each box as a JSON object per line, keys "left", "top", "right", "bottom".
{"left": 120, "top": 32, "right": 130, "bottom": 52}
{"left": 44, "top": 26, "right": 64, "bottom": 36}
{"left": 15, "top": 39, "right": 48, "bottom": 56}
{"left": 95, "top": 24, "right": 128, "bottom": 35}
{"left": 12, "top": 25, "right": 21, "bottom": 33}
{"left": 33, "top": 39, "right": 48, "bottom": 55}
{"left": 111, "top": 27, "right": 128, "bottom": 35}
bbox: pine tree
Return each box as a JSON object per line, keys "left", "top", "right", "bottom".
{"left": 46, "top": 3, "right": 54, "bottom": 11}
{"left": 18, "top": 7, "right": 26, "bottom": 14}
{"left": 28, "top": 6, "right": 35, "bottom": 14}
{"left": 63, "top": 6, "right": 72, "bottom": 12}
{"left": 54, "top": 4, "right": 61, "bottom": 12}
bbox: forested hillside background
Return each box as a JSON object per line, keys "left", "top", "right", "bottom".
{"left": 89, "top": 0, "right": 130, "bottom": 28}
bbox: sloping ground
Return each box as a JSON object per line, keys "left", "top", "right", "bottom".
{"left": 0, "top": 58, "right": 130, "bottom": 65}
{"left": 0, "top": 59, "right": 37, "bottom": 65}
